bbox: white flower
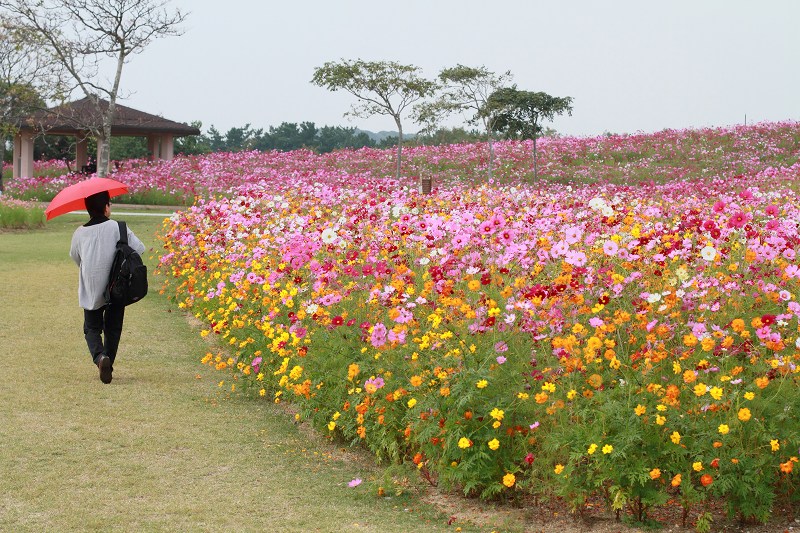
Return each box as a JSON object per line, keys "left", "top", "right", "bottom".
{"left": 700, "top": 245, "right": 717, "bottom": 261}
{"left": 601, "top": 206, "right": 614, "bottom": 217}
{"left": 647, "top": 293, "right": 662, "bottom": 304}
{"left": 796, "top": 337, "right": 800, "bottom": 349}
{"left": 418, "top": 257, "right": 430, "bottom": 265}
{"left": 321, "top": 228, "right": 337, "bottom": 244}
{"left": 306, "top": 304, "right": 319, "bottom": 315}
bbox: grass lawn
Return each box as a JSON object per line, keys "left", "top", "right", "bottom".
{"left": 0, "top": 213, "right": 486, "bottom": 532}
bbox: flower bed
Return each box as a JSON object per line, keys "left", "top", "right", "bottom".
{"left": 157, "top": 151, "right": 800, "bottom": 524}
{"left": 0, "top": 196, "right": 45, "bottom": 229}
{"left": 5, "top": 121, "right": 800, "bottom": 205}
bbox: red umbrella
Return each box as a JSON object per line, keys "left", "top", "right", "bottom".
{"left": 45, "top": 177, "right": 129, "bottom": 220}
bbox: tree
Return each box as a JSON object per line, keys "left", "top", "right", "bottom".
{"left": 414, "top": 65, "right": 512, "bottom": 180}
{"left": 0, "top": 18, "right": 62, "bottom": 190}
{"left": 0, "top": 0, "right": 186, "bottom": 177}
{"left": 482, "top": 87, "right": 573, "bottom": 181}
{"left": 311, "top": 59, "right": 436, "bottom": 180}
{"left": 173, "top": 120, "right": 209, "bottom": 155}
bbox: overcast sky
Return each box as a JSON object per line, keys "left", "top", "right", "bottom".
{"left": 118, "top": 0, "right": 799, "bottom": 137}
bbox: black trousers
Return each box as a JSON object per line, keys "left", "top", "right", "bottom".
{"left": 83, "top": 304, "right": 125, "bottom": 367}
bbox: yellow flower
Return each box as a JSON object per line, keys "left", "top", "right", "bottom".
{"left": 744, "top": 391, "right": 755, "bottom": 400}
{"left": 490, "top": 408, "right": 505, "bottom": 421}
{"left": 566, "top": 389, "right": 577, "bottom": 400}
{"left": 709, "top": 386, "right": 723, "bottom": 401}
{"left": 670, "top": 431, "right": 681, "bottom": 444}
{"left": 738, "top": 407, "right": 752, "bottom": 422}
{"left": 407, "top": 398, "right": 417, "bottom": 408}
{"left": 634, "top": 404, "right": 646, "bottom": 416}
{"left": 288, "top": 365, "right": 303, "bottom": 380}
{"left": 693, "top": 383, "right": 707, "bottom": 397}
{"left": 476, "top": 379, "right": 488, "bottom": 389}
{"left": 502, "top": 473, "right": 516, "bottom": 488}
{"left": 328, "top": 421, "right": 336, "bottom": 431}
{"left": 770, "top": 439, "right": 780, "bottom": 452}
{"left": 467, "top": 279, "right": 481, "bottom": 291}
{"left": 693, "top": 461, "right": 703, "bottom": 472}
{"left": 587, "top": 443, "right": 598, "bottom": 455}
{"left": 554, "top": 464, "right": 564, "bottom": 474}
{"left": 656, "top": 415, "right": 666, "bottom": 426}
{"left": 602, "top": 444, "right": 613, "bottom": 454}
{"left": 718, "top": 424, "right": 730, "bottom": 435}
{"left": 409, "top": 375, "right": 423, "bottom": 387}
{"left": 649, "top": 468, "right": 661, "bottom": 480}
{"left": 458, "top": 437, "right": 472, "bottom": 449}
{"left": 488, "top": 439, "right": 500, "bottom": 451}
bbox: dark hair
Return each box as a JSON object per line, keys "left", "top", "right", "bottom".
{"left": 85, "top": 191, "right": 110, "bottom": 217}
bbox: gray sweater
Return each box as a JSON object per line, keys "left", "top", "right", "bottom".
{"left": 70, "top": 219, "right": 145, "bottom": 310}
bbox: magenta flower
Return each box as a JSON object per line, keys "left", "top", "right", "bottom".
{"left": 348, "top": 478, "right": 362, "bottom": 487}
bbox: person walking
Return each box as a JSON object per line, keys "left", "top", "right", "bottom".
{"left": 69, "top": 191, "right": 145, "bottom": 383}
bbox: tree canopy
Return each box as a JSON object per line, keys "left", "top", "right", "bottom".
{"left": 311, "top": 59, "right": 436, "bottom": 180}
{"left": 483, "top": 87, "right": 573, "bottom": 180}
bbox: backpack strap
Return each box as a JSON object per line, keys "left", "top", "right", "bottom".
{"left": 117, "top": 220, "right": 128, "bottom": 245}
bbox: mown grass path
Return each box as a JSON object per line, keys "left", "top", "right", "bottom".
{"left": 0, "top": 214, "right": 470, "bottom": 532}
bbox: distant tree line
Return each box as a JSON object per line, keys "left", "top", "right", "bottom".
{"left": 24, "top": 121, "right": 490, "bottom": 162}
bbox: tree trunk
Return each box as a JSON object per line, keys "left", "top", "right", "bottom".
{"left": 0, "top": 138, "right": 6, "bottom": 192}
{"left": 97, "top": 107, "right": 115, "bottom": 177}
{"left": 488, "top": 134, "right": 495, "bottom": 183}
{"left": 394, "top": 116, "right": 403, "bottom": 181}
{"left": 96, "top": 132, "right": 110, "bottom": 177}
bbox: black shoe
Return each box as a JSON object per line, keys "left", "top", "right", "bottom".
{"left": 97, "top": 355, "right": 112, "bottom": 384}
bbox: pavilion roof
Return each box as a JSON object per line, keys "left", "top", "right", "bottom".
{"left": 19, "top": 97, "right": 200, "bottom": 137}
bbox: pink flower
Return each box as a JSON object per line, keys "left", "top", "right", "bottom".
{"left": 348, "top": 478, "right": 362, "bottom": 487}
{"left": 496, "top": 356, "right": 507, "bottom": 365}
{"left": 603, "top": 240, "right": 619, "bottom": 256}
{"left": 727, "top": 211, "right": 748, "bottom": 229}
{"left": 494, "top": 341, "right": 509, "bottom": 353}
{"left": 370, "top": 323, "right": 388, "bottom": 347}
{"left": 712, "top": 201, "right": 726, "bottom": 213}
{"left": 765, "top": 204, "right": 779, "bottom": 216}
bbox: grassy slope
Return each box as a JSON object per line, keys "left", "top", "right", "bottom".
{"left": 0, "top": 214, "right": 475, "bottom": 532}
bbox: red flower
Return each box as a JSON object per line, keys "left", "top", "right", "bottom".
{"left": 524, "top": 453, "right": 535, "bottom": 465}
{"left": 700, "top": 474, "right": 713, "bottom": 487}
{"left": 332, "top": 315, "right": 344, "bottom": 326}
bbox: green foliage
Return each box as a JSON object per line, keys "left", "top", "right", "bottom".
{"left": 0, "top": 196, "right": 44, "bottom": 228}
{"left": 483, "top": 87, "right": 574, "bottom": 141}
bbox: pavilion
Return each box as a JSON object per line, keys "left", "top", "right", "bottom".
{"left": 12, "top": 97, "right": 201, "bottom": 179}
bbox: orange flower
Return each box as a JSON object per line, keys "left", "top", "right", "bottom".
{"left": 737, "top": 407, "right": 752, "bottom": 422}
{"left": 671, "top": 473, "right": 682, "bottom": 487}
{"left": 700, "top": 474, "right": 713, "bottom": 487}
{"left": 649, "top": 468, "right": 661, "bottom": 480}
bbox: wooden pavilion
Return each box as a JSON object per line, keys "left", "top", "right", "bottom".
{"left": 12, "top": 97, "right": 201, "bottom": 178}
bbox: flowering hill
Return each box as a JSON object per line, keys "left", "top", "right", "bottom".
{"left": 148, "top": 122, "right": 800, "bottom": 526}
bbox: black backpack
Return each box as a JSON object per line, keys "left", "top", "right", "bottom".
{"left": 105, "top": 220, "right": 148, "bottom": 306}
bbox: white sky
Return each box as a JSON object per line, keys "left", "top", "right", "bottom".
{"left": 117, "top": 0, "right": 800, "bottom": 137}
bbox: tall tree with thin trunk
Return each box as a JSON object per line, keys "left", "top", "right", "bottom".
{"left": 0, "top": 18, "right": 62, "bottom": 191}
{"left": 0, "top": 0, "right": 186, "bottom": 177}
{"left": 414, "top": 65, "right": 512, "bottom": 182}
{"left": 311, "top": 59, "right": 436, "bottom": 181}
{"left": 482, "top": 87, "right": 573, "bottom": 181}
